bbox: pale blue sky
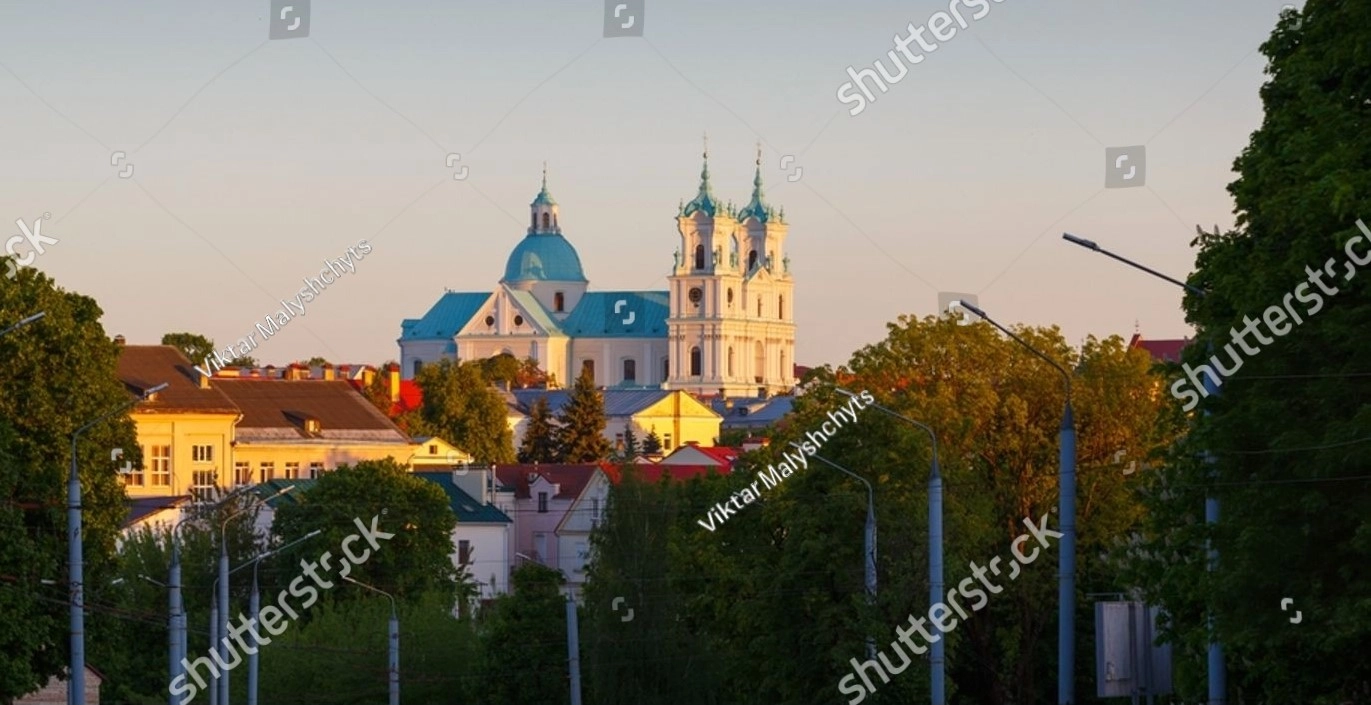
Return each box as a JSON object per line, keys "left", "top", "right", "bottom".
{"left": 0, "top": 0, "right": 1299, "bottom": 368}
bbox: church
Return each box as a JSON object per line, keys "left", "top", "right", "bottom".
{"left": 398, "top": 148, "right": 797, "bottom": 398}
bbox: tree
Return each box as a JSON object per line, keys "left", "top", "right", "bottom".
{"left": 161, "top": 331, "right": 215, "bottom": 363}
{"left": 227, "top": 354, "right": 257, "bottom": 367}
{"left": 478, "top": 563, "right": 568, "bottom": 705}
{"left": 304, "top": 356, "right": 329, "bottom": 366}
{"left": 0, "top": 266, "right": 138, "bottom": 700}
{"left": 642, "top": 428, "right": 663, "bottom": 455}
{"left": 362, "top": 362, "right": 396, "bottom": 416}
{"left": 1122, "top": 3, "right": 1371, "bottom": 701}
{"left": 516, "top": 356, "right": 548, "bottom": 389}
{"left": 413, "top": 359, "right": 515, "bottom": 464}
{"left": 556, "top": 367, "right": 611, "bottom": 462}
{"left": 271, "top": 459, "right": 460, "bottom": 602}
{"left": 620, "top": 421, "right": 639, "bottom": 460}
{"left": 517, "top": 396, "right": 559, "bottom": 463}
{"left": 477, "top": 353, "right": 521, "bottom": 389}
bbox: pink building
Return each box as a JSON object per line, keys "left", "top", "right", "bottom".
{"left": 494, "top": 464, "right": 604, "bottom": 584}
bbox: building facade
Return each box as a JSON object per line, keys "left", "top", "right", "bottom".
{"left": 399, "top": 149, "right": 796, "bottom": 397}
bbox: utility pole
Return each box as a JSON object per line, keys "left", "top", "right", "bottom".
{"left": 566, "top": 588, "right": 583, "bottom": 705}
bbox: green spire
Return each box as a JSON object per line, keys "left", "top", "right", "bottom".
{"left": 737, "top": 142, "right": 772, "bottom": 222}
{"left": 682, "top": 134, "right": 718, "bottom": 217}
{"left": 532, "top": 162, "right": 557, "bottom": 206}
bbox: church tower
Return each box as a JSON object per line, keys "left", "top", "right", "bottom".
{"left": 666, "top": 143, "right": 796, "bottom": 397}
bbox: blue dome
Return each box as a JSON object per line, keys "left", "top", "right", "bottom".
{"left": 503, "top": 234, "right": 587, "bottom": 283}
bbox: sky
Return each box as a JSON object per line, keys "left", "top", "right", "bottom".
{"left": 0, "top": 0, "right": 1302, "bottom": 369}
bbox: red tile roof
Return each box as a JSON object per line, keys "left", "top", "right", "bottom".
{"left": 601, "top": 463, "right": 725, "bottom": 484}
{"left": 494, "top": 464, "right": 600, "bottom": 500}
{"left": 1128, "top": 333, "right": 1190, "bottom": 364}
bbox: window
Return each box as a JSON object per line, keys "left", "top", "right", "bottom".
{"left": 514, "top": 314, "right": 524, "bottom": 326}
{"left": 541, "top": 212, "right": 550, "bottom": 229}
{"left": 615, "top": 433, "right": 624, "bottom": 449}
{"left": 575, "top": 541, "right": 590, "bottom": 571}
{"left": 149, "top": 444, "right": 171, "bottom": 487}
{"left": 259, "top": 462, "right": 275, "bottom": 483}
{"left": 412, "top": 359, "right": 423, "bottom": 376}
{"left": 458, "top": 540, "right": 472, "bottom": 566}
{"left": 581, "top": 359, "right": 594, "bottom": 379}
{"left": 534, "top": 533, "right": 548, "bottom": 561}
{"left": 191, "top": 469, "right": 216, "bottom": 502}
{"left": 727, "top": 288, "right": 734, "bottom": 305}
{"left": 591, "top": 497, "right": 601, "bottom": 523}
{"left": 757, "top": 296, "right": 763, "bottom": 317}
{"left": 622, "top": 358, "right": 636, "bottom": 383}
{"left": 428, "top": 444, "right": 438, "bottom": 455}
{"left": 690, "top": 346, "right": 701, "bottom": 376}
{"left": 727, "top": 347, "right": 735, "bottom": 377}
{"left": 309, "top": 462, "right": 324, "bottom": 479}
{"left": 664, "top": 434, "right": 673, "bottom": 450}
{"left": 554, "top": 292, "right": 565, "bottom": 312}
{"left": 748, "top": 250, "right": 758, "bottom": 271}
{"left": 285, "top": 462, "right": 300, "bottom": 479}
{"left": 538, "top": 492, "right": 548, "bottom": 513}
{"left": 191, "top": 444, "right": 214, "bottom": 463}
{"left": 234, "top": 461, "right": 251, "bottom": 486}
{"left": 694, "top": 244, "right": 705, "bottom": 270}
{"left": 779, "top": 295, "right": 785, "bottom": 320}
{"left": 662, "top": 358, "right": 669, "bottom": 381}
{"left": 755, "top": 341, "right": 765, "bottom": 383}
{"left": 125, "top": 446, "right": 148, "bottom": 487}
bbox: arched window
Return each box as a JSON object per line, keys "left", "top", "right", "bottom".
{"left": 694, "top": 244, "right": 706, "bottom": 270}
{"left": 412, "top": 359, "right": 423, "bottom": 377}
{"left": 690, "top": 346, "right": 702, "bottom": 376}
{"left": 730, "top": 237, "right": 740, "bottom": 266}
{"left": 530, "top": 341, "right": 538, "bottom": 360}
{"left": 662, "top": 357, "right": 670, "bottom": 381}
{"left": 754, "top": 342, "right": 765, "bottom": 382}
{"left": 748, "top": 250, "right": 758, "bottom": 271}
{"left": 581, "top": 359, "right": 594, "bottom": 380}
{"left": 542, "top": 212, "right": 550, "bottom": 229}
{"left": 554, "top": 291, "right": 565, "bottom": 312}
{"left": 779, "top": 295, "right": 785, "bottom": 320}
{"left": 727, "top": 347, "right": 735, "bottom": 377}
{"left": 623, "top": 358, "right": 636, "bottom": 384}
{"left": 757, "top": 296, "right": 762, "bottom": 317}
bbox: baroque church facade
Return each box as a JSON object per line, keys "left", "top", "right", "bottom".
{"left": 398, "top": 149, "right": 796, "bottom": 398}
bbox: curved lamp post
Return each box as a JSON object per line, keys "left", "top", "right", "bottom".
{"left": 794, "top": 446, "right": 877, "bottom": 658}
{"left": 0, "top": 311, "right": 45, "bottom": 337}
{"left": 216, "top": 486, "right": 294, "bottom": 705}
{"left": 951, "top": 301, "right": 1077, "bottom": 705}
{"left": 1062, "top": 232, "right": 1224, "bottom": 705}
{"left": 68, "top": 382, "right": 167, "bottom": 705}
{"left": 242, "top": 529, "right": 322, "bottom": 705}
{"left": 343, "top": 576, "right": 399, "bottom": 705}
{"left": 836, "top": 387, "right": 946, "bottom": 705}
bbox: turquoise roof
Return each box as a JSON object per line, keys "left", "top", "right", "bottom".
{"left": 503, "top": 234, "right": 587, "bottom": 283}
{"left": 681, "top": 151, "right": 719, "bottom": 217}
{"left": 413, "top": 472, "right": 513, "bottom": 523}
{"left": 506, "top": 290, "right": 563, "bottom": 335}
{"left": 560, "top": 291, "right": 669, "bottom": 338}
{"left": 402, "top": 292, "right": 492, "bottom": 340}
{"left": 736, "top": 160, "right": 774, "bottom": 223}
{"left": 531, "top": 168, "right": 557, "bottom": 206}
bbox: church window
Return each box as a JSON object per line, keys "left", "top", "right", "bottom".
{"left": 757, "top": 296, "right": 762, "bottom": 317}
{"left": 748, "top": 250, "right": 758, "bottom": 271}
{"left": 582, "top": 359, "right": 594, "bottom": 380}
{"left": 727, "top": 347, "right": 735, "bottom": 377}
{"left": 514, "top": 315, "right": 524, "bottom": 326}
{"left": 690, "top": 347, "right": 702, "bottom": 376}
{"left": 694, "top": 245, "right": 705, "bottom": 270}
{"left": 754, "top": 342, "right": 765, "bottom": 382}
{"left": 412, "top": 359, "right": 423, "bottom": 377}
{"left": 727, "top": 288, "right": 734, "bottom": 305}
{"left": 623, "top": 359, "right": 636, "bottom": 383}
{"left": 779, "top": 295, "right": 785, "bottom": 320}
{"left": 662, "top": 357, "right": 669, "bottom": 381}
{"left": 542, "top": 212, "right": 550, "bottom": 229}
{"left": 485, "top": 315, "right": 495, "bottom": 327}
{"left": 554, "top": 292, "right": 565, "bottom": 312}
{"left": 688, "top": 288, "right": 703, "bottom": 307}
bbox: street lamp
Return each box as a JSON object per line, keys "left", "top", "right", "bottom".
{"left": 216, "top": 486, "right": 294, "bottom": 705}
{"left": 241, "top": 529, "right": 322, "bottom": 705}
{"left": 1061, "top": 232, "right": 1224, "bottom": 705}
{"left": 0, "top": 311, "right": 45, "bottom": 337}
{"left": 68, "top": 382, "right": 167, "bottom": 705}
{"left": 950, "top": 301, "right": 1077, "bottom": 705}
{"left": 795, "top": 446, "right": 877, "bottom": 659}
{"left": 836, "top": 387, "right": 946, "bottom": 705}
{"left": 342, "top": 576, "right": 399, "bottom": 705}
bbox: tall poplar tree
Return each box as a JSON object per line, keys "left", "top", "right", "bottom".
{"left": 555, "top": 368, "right": 611, "bottom": 462}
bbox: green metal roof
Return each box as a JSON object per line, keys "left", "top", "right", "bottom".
{"left": 502, "top": 234, "right": 588, "bottom": 283}
{"left": 412, "top": 472, "right": 513, "bottom": 524}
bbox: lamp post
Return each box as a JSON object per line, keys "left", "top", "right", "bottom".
{"left": 0, "top": 311, "right": 45, "bottom": 337}
{"left": 1061, "top": 232, "right": 1224, "bottom": 705}
{"left": 837, "top": 387, "right": 946, "bottom": 705}
{"left": 342, "top": 577, "right": 399, "bottom": 705}
{"left": 952, "top": 302, "right": 1077, "bottom": 705}
{"left": 797, "top": 447, "right": 877, "bottom": 658}
{"left": 243, "top": 529, "right": 322, "bottom": 705}
{"left": 68, "top": 382, "right": 167, "bottom": 705}
{"left": 216, "top": 486, "right": 293, "bottom": 705}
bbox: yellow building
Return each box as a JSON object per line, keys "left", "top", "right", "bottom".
{"left": 116, "top": 346, "right": 433, "bottom": 505}
{"left": 510, "top": 388, "right": 722, "bottom": 453}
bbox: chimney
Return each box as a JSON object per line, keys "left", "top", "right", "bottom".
{"left": 339, "top": 364, "right": 352, "bottom": 380}
{"left": 286, "top": 363, "right": 308, "bottom": 380}
{"left": 321, "top": 363, "right": 334, "bottom": 381}
{"left": 388, "top": 362, "right": 400, "bottom": 403}
{"left": 113, "top": 334, "right": 126, "bottom": 346}
{"left": 265, "top": 364, "right": 277, "bottom": 379}
{"left": 195, "top": 366, "right": 211, "bottom": 389}
{"left": 361, "top": 365, "right": 376, "bottom": 387}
